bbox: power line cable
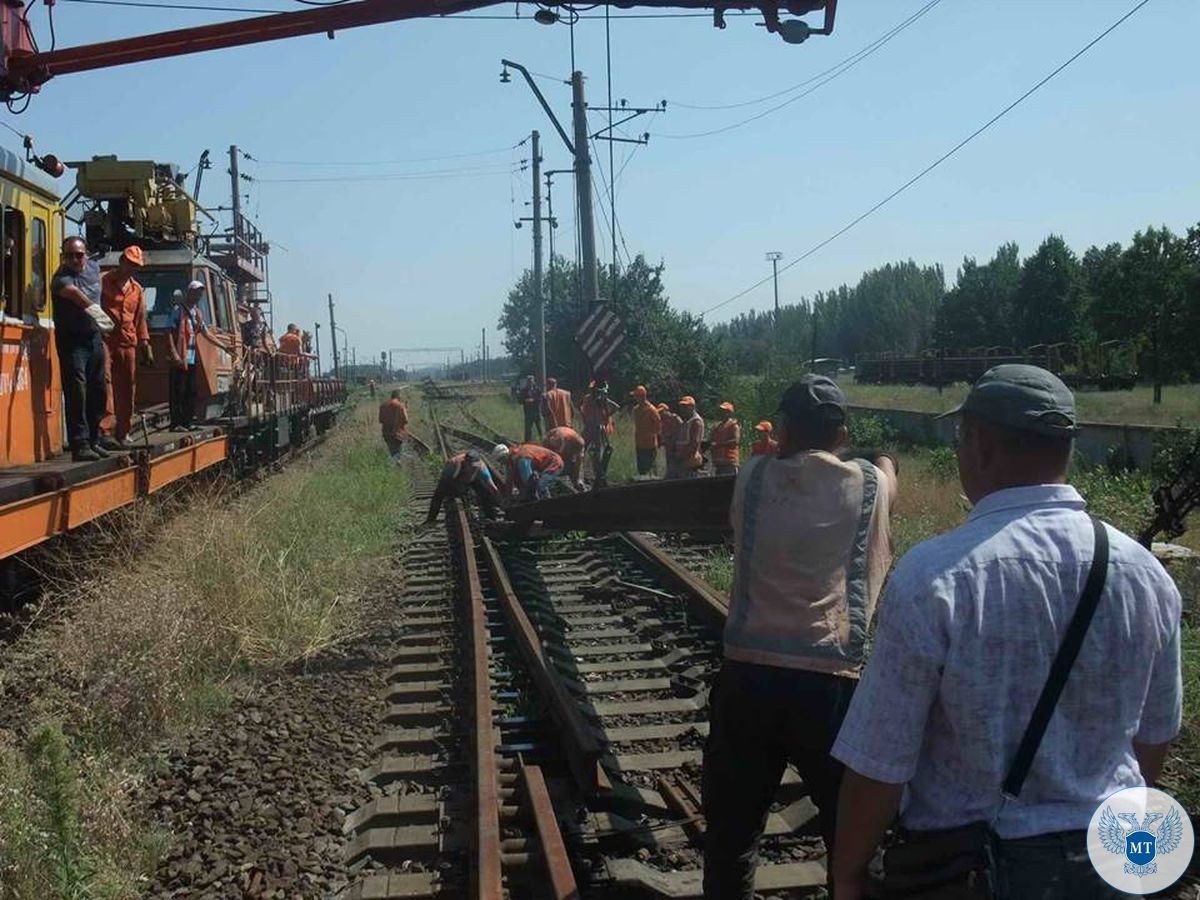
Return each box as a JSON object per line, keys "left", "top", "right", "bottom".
{"left": 699, "top": 0, "right": 1156, "bottom": 319}
{"left": 657, "top": 0, "right": 940, "bottom": 139}
{"left": 249, "top": 140, "right": 525, "bottom": 167}
{"left": 256, "top": 163, "right": 522, "bottom": 184}
{"left": 61, "top": 0, "right": 754, "bottom": 19}
{"left": 668, "top": 0, "right": 940, "bottom": 112}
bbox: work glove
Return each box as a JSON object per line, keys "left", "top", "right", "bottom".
{"left": 85, "top": 303, "right": 114, "bottom": 334}
{"left": 138, "top": 343, "right": 155, "bottom": 367}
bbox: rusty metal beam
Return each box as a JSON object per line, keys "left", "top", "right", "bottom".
{"left": 449, "top": 500, "right": 504, "bottom": 899}
{"left": 519, "top": 763, "right": 580, "bottom": 900}
{"left": 619, "top": 532, "right": 730, "bottom": 633}
{"left": 505, "top": 475, "right": 735, "bottom": 534}
{"left": 480, "top": 534, "right": 608, "bottom": 796}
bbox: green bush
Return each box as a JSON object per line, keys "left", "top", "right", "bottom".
{"left": 848, "top": 413, "right": 898, "bottom": 448}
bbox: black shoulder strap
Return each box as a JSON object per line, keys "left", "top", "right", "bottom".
{"left": 1002, "top": 515, "right": 1110, "bottom": 799}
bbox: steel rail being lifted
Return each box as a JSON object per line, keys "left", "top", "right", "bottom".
{"left": 0, "top": 0, "right": 836, "bottom": 100}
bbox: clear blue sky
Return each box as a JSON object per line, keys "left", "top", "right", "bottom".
{"left": 7, "top": 0, "right": 1197, "bottom": 369}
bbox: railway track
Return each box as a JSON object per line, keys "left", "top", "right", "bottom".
{"left": 344, "top": 391, "right": 826, "bottom": 899}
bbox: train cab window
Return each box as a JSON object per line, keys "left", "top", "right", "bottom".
{"left": 0, "top": 209, "right": 24, "bottom": 319}
{"left": 207, "top": 272, "right": 232, "bottom": 332}
{"left": 141, "top": 269, "right": 192, "bottom": 330}
{"left": 29, "top": 217, "right": 47, "bottom": 314}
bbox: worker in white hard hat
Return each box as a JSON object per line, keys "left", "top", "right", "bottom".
{"left": 166, "top": 280, "right": 209, "bottom": 431}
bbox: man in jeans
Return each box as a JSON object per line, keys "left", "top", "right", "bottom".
{"left": 702, "top": 375, "right": 898, "bottom": 899}
{"left": 51, "top": 236, "right": 111, "bottom": 461}
{"left": 166, "top": 281, "right": 208, "bottom": 431}
{"left": 517, "top": 374, "right": 542, "bottom": 442}
{"left": 831, "top": 365, "right": 1181, "bottom": 900}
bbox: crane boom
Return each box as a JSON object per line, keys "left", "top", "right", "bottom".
{"left": 1, "top": 0, "right": 836, "bottom": 100}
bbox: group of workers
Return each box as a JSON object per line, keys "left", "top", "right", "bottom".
{"left": 50, "top": 235, "right": 314, "bottom": 462}
{"left": 513, "top": 373, "right": 783, "bottom": 486}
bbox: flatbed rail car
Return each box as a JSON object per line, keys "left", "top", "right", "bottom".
{"left": 0, "top": 146, "right": 346, "bottom": 566}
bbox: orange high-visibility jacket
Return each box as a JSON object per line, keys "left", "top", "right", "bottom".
{"left": 510, "top": 443, "right": 563, "bottom": 475}
{"left": 710, "top": 419, "right": 741, "bottom": 465}
{"left": 543, "top": 426, "right": 584, "bottom": 459}
{"left": 751, "top": 437, "right": 779, "bottom": 457}
{"left": 543, "top": 388, "right": 574, "bottom": 428}
{"left": 100, "top": 272, "right": 149, "bottom": 349}
{"left": 633, "top": 401, "right": 661, "bottom": 450}
{"left": 378, "top": 399, "right": 409, "bottom": 439}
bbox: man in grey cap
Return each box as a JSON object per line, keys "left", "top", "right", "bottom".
{"left": 702, "top": 374, "right": 898, "bottom": 899}
{"left": 831, "top": 365, "right": 1181, "bottom": 899}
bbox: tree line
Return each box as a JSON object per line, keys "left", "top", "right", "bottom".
{"left": 499, "top": 222, "right": 1200, "bottom": 398}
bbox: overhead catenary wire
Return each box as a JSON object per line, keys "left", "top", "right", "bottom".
{"left": 255, "top": 162, "right": 524, "bottom": 183}
{"left": 656, "top": 0, "right": 941, "bottom": 139}
{"left": 698, "top": 0, "right": 1157, "bottom": 319}
{"left": 668, "top": 0, "right": 941, "bottom": 112}
{"left": 251, "top": 140, "right": 526, "bottom": 167}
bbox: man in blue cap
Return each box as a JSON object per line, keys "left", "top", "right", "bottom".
{"left": 702, "top": 374, "right": 898, "bottom": 899}
{"left": 831, "top": 365, "right": 1181, "bottom": 899}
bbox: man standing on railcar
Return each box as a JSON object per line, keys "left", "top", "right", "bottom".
{"left": 51, "top": 236, "right": 114, "bottom": 461}
{"left": 701, "top": 376, "right": 898, "bottom": 900}
{"left": 99, "top": 245, "right": 153, "bottom": 449}
{"left": 166, "top": 281, "right": 208, "bottom": 431}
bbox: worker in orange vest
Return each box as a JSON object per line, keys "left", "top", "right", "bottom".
{"left": 278, "top": 323, "right": 304, "bottom": 380}
{"left": 751, "top": 420, "right": 779, "bottom": 457}
{"left": 494, "top": 442, "right": 563, "bottom": 502}
{"left": 426, "top": 450, "right": 500, "bottom": 522}
{"left": 676, "top": 396, "right": 705, "bottom": 478}
{"left": 580, "top": 381, "right": 619, "bottom": 488}
{"left": 630, "top": 385, "right": 661, "bottom": 477}
{"left": 658, "top": 402, "right": 683, "bottom": 479}
{"left": 542, "top": 376, "right": 574, "bottom": 429}
{"left": 709, "top": 401, "right": 741, "bottom": 476}
{"left": 166, "top": 281, "right": 208, "bottom": 431}
{"left": 378, "top": 389, "right": 409, "bottom": 461}
{"left": 99, "top": 245, "right": 153, "bottom": 449}
{"left": 543, "top": 425, "right": 586, "bottom": 489}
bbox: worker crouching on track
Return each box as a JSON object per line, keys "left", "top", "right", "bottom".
{"left": 701, "top": 375, "right": 898, "bottom": 900}
{"left": 542, "top": 376, "right": 574, "bottom": 429}
{"left": 750, "top": 420, "right": 778, "bottom": 457}
{"left": 709, "top": 401, "right": 741, "bottom": 476}
{"left": 494, "top": 442, "right": 563, "bottom": 502}
{"left": 543, "top": 426, "right": 586, "bottom": 490}
{"left": 99, "top": 245, "right": 153, "bottom": 449}
{"left": 378, "top": 389, "right": 409, "bottom": 461}
{"left": 658, "top": 403, "right": 682, "bottom": 478}
{"left": 425, "top": 450, "right": 500, "bottom": 523}
{"left": 631, "top": 385, "right": 661, "bottom": 477}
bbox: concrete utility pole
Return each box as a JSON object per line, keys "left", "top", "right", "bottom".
{"left": 481, "top": 327, "right": 487, "bottom": 382}
{"left": 328, "top": 294, "right": 340, "bottom": 378}
{"left": 314, "top": 321, "right": 322, "bottom": 375}
{"left": 531, "top": 130, "right": 546, "bottom": 387}
{"left": 766, "top": 251, "right": 783, "bottom": 346}
{"left": 228, "top": 145, "right": 243, "bottom": 306}
{"left": 572, "top": 71, "right": 600, "bottom": 312}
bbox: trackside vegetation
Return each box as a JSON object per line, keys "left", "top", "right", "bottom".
{"left": 0, "top": 394, "right": 419, "bottom": 899}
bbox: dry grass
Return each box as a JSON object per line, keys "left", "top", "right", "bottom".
{"left": 0, "top": 393, "right": 417, "bottom": 899}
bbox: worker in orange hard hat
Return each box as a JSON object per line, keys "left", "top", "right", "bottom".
{"left": 495, "top": 442, "right": 564, "bottom": 502}
{"left": 543, "top": 425, "right": 586, "bottom": 489}
{"left": 542, "top": 376, "right": 574, "bottom": 429}
{"left": 676, "top": 396, "right": 705, "bottom": 478}
{"left": 99, "top": 244, "right": 153, "bottom": 449}
{"left": 378, "top": 388, "right": 409, "bottom": 461}
{"left": 710, "top": 401, "right": 741, "bottom": 476}
{"left": 658, "top": 402, "right": 683, "bottom": 479}
{"left": 630, "top": 385, "right": 661, "bottom": 477}
{"left": 751, "top": 420, "right": 779, "bottom": 457}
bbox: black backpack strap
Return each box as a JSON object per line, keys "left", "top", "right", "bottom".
{"left": 1002, "top": 515, "right": 1110, "bottom": 799}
